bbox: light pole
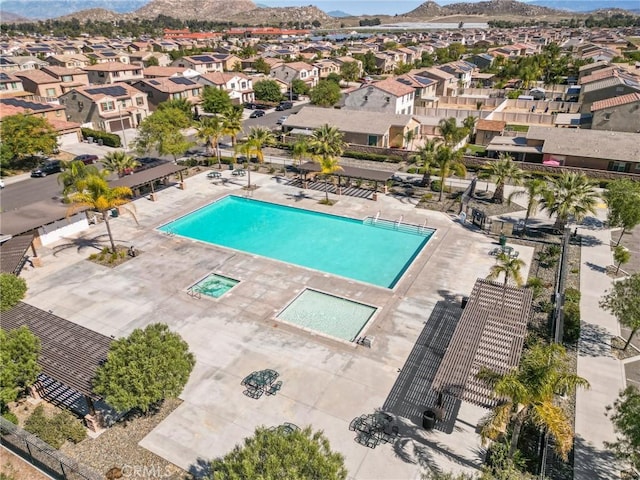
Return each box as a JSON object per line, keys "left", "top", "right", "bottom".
{"left": 118, "top": 102, "right": 128, "bottom": 150}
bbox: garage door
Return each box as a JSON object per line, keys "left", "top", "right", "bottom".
{"left": 108, "top": 118, "right": 131, "bottom": 132}
{"left": 58, "top": 131, "right": 80, "bottom": 147}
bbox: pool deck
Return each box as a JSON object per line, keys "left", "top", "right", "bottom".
{"left": 21, "top": 170, "right": 535, "bottom": 479}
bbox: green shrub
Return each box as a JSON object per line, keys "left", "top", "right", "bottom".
{"left": 81, "top": 128, "right": 121, "bottom": 148}
{"left": 563, "top": 300, "right": 581, "bottom": 344}
{"left": 421, "top": 193, "right": 434, "bottom": 201}
{"left": 406, "top": 167, "right": 418, "bottom": 174}
{"left": 342, "top": 150, "right": 403, "bottom": 163}
{"left": 0, "top": 273, "right": 27, "bottom": 312}
{"left": 538, "top": 299, "right": 553, "bottom": 314}
{"left": 430, "top": 180, "right": 451, "bottom": 193}
{"left": 526, "top": 277, "right": 545, "bottom": 299}
{"left": 24, "top": 405, "right": 86, "bottom": 448}
{"left": 564, "top": 287, "right": 581, "bottom": 304}
{"left": 2, "top": 411, "right": 18, "bottom": 424}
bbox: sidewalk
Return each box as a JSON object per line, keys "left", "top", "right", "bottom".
{"left": 573, "top": 227, "right": 626, "bottom": 480}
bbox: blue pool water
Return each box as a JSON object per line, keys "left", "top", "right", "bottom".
{"left": 279, "top": 289, "right": 376, "bottom": 342}
{"left": 159, "top": 196, "right": 434, "bottom": 288}
{"left": 191, "top": 274, "right": 239, "bottom": 298}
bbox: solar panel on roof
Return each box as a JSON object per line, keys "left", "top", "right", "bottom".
{"left": 191, "top": 55, "right": 215, "bottom": 62}
{"left": 85, "top": 85, "right": 128, "bottom": 97}
{"left": 103, "top": 52, "right": 117, "bottom": 57}
{"left": 170, "top": 77, "right": 195, "bottom": 85}
{"left": 0, "top": 73, "right": 9, "bottom": 81}
{"left": 149, "top": 79, "right": 160, "bottom": 85}
{"left": 0, "top": 98, "right": 51, "bottom": 111}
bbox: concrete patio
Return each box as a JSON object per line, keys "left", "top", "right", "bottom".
{"left": 20, "top": 169, "right": 535, "bottom": 479}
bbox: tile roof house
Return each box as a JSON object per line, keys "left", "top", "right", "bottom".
{"left": 590, "top": 92, "right": 640, "bottom": 133}
{"left": 343, "top": 77, "right": 415, "bottom": 115}
{"left": 0, "top": 55, "right": 48, "bottom": 72}
{"left": 416, "top": 67, "right": 458, "bottom": 96}
{"left": 475, "top": 119, "right": 507, "bottom": 146}
{"left": 579, "top": 72, "right": 640, "bottom": 113}
{"left": 196, "top": 72, "right": 254, "bottom": 105}
{"left": 59, "top": 83, "right": 149, "bottom": 135}
{"left": 82, "top": 62, "right": 144, "bottom": 85}
{"left": 45, "top": 54, "right": 91, "bottom": 69}
{"left": 0, "top": 72, "right": 28, "bottom": 98}
{"left": 14, "top": 70, "right": 63, "bottom": 98}
{"left": 282, "top": 106, "right": 421, "bottom": 149}
{"left": 270, "top": 62, "right": 319, "bottom": 89}
{"left": 132, "top": 76, "right": 203, "bottom": 110}
{"left": 41, "top": 66, "right": 90, "bottom": 93}
{"left": 171, "top": 54, "right": 224, "bottom": 74}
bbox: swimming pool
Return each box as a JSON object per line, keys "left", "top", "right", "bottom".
{"left": 279, "top": 289, "right": 376, "bottom": 342}
{"left": 159, "top": 196, "right": 434, "bottom": 288}
{"left": 190, "top": 273, "right": 239, "bottom": 299}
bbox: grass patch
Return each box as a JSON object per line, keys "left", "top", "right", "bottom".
{"left": 506, "top": 124, "right": 530, "bottom": 133}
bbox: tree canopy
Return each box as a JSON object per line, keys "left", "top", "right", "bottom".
{"left": 604, "top": 179, "right": 640, "bottom": 244}
{"left": 134, "top": 107, "right": 193, "bottom": 157}
{"left": 605, "top": 386, "right": 640, "bottom": 474}
{"left": 0, "top": 326, "right": 41, "bottom": 408}
{"left": 201, "top": 86, "right": 233, "bottom": 114}
{"left": 339, "top": 61, "right": 360, "bottom": 82}
{"left": 210, "top": 426, "right": 347, "bottom": 480}
{"left": 0, "top": 114, "right": 59, "bottom": 171}
{"left": 254, "top": 79, "right": 283, "bottom": 103}
{"left": 600, "top": 273, "right": 640, "bottom": 351}
{"left": 93, "top": 323, "right": 195, "bottom": 413}
{"left": 309, "top": 80, "right": 341, "bottom": 107}
{"left": 0, "top": 273, "right": 27, "bottom": 312}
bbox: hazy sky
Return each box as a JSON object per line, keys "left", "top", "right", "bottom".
{"left": 259, "top": 1, "right": 440, "bottom": 16}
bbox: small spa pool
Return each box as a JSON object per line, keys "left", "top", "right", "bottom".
{"left": 191, "top": 274, "right": 239, "bottom": 299}
{"left": 278, "top": 289, "right": 377, "bottom": 342}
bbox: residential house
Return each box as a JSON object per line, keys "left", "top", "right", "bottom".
{"left": 41, "top": 66, "right": 89, "bottom": 93}
{"left": 45, "top": 54, "right": 91, "bottom": 69}
{"left": 343, "top": 77, "right": 415, "bottom": 115}
{"left": 0, "top": 55, "right": 48, "bottom": 72}
{"left": 487, "top": 125, "right": 640, "bottom": 173}
{"left": 436, "top": 60, "right": 476, "bottom": 89}
{"left": 59, "top": 83, "right": 149, "bottom": 133}
{"left": 313, "top": 59, "right": 341, "bottom": 79}
{"left": 416, "top": 67, "right": 458, "bottom": 96}
{"left": 579, "top": 72, "right": 640, "bottom": 113}
{"left": 282, "top": 106, "right": 421, "bottom": 148}
{"left": 590, "top": 92, "right": 640, "bottom": 133}
{"left": 171, "top": 54, "right": 224, "bottom": 74}
{"left": 577, "top": 60, "right": 611, "bottom": 82}
{"left": 396, "top": 73, "right": 438, "bottom": 109}
{"left": 133, "top": 76, "right": 203, "bottom": 110}
{"left": 196, "top": 72, "right": 254, "bottom": 104}
{"left": 467, "top": 53, "right": 495, "bottom": 70}
{"left": 150, "top": 40, "right": 181, "bottom": 52}
{"left": 333, "top": 56, "right": 363, "bottom": 78}
{"left": 270, "top": 62, "right": 319, "bottom": 90}
{"left": 85, "top": 50, "right": 130, "bottom": 64}
{"left": 0, "top": 97, "right": 81, "bottom": 147}
{"left": 0, "top": 73, "right": 27, "bottom": 98}
{"left": 14, "top": 70, "right": 63, "bottom": 98}
{"left": 129, "top": 51, "right": 172, "bottom": 67}
{"left": 373, "top": 53, "right": 397, "bottom": 74}
{"left": 82, "top": 63, "right": 144, "bottom": 85}
{"left": 475, "top": 119, "right": 506, "bottom": 146}
{"left": 211, "top": 53, "right": 242, "bottom": 71}
{"left": 144, "top": 66, "right": 199, "bottom": 78}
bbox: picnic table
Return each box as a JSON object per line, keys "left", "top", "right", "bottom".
{"left": 232, "top": 169, "right": 246, "bottom": 177}
{"left": 241, "top": 369, "right": 280, "bottom": 399}
{"left": 207, "top": 171, "right": 222, "bottom": 179}
{"left": 349, "top": 412, "right": 397, "bottom": 448}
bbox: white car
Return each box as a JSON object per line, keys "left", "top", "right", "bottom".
{"left": 276, "top": 115, "right": 289, "bottom": 125}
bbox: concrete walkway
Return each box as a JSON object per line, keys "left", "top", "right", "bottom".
{"left": 574, "top": 227, "right": 626, "bottom": 480}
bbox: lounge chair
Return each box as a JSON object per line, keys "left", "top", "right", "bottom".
{"left": 243, "top": 388, "right": 263, "bottom": 399}
{"left": 266, "top": 380, "right": 282, "bottom": 396}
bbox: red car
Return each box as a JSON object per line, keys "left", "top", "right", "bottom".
{"left": 73, "top": 154, "right": 99, "bottom": 165}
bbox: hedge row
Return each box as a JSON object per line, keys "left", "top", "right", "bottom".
{"left": 563, "top": 287, "right": 581, "bottom": 344}
{"left": 81, "top": 128, "right": 121, "bottom": 148}
{"left": 343, "top": 150, "right": 403, "bottom": 163}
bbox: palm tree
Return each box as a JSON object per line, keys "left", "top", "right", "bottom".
{"left": 487, "top": 252, "right": 525, "bottom": 286}
{"left": 195, "top": 116, "right": 225, "bottom": 169}
{"left": 234, "top": 140, "right": 260, "bottom": 189}
{"left": 101, "top": 151, "right": 140, "bottom": 178}
{"left": 434, "top": 145, "right": 466, "bottom": 202}
{"left": 540, "top": 172, "right": 599, "bottom": 231}
{"left": 57, "top": 160, "right": 104, "bottom": 199}
{"left": 308, "top": 124, "right": 346, "bottom": 203}
{"left": 157, "top": 98, "right": 193, "bottom": 117}
{"left": 246, "top": 126, "right": 276, "bottom": 184}
{"left": 222, "top": 107, "right": 243, "bottom": 146}
{"left": 482, "top": 154, "right": 524, "bottom": 204}
{"left": 412, "top": 139, "right": 439, "bottom": 187}
{"left": 291, "top": 137, "right": 310, "bottom": 173}
{"left": 477, "top": 343, "right": 590, "bottom": 460}
{"left": 438, "top": 117, "right": 464, "bottom": 147}
{"left": 462, "top": 115, "right": 477, "bottom": 141}
{"left": 66, "top": 176, "right": 137, "bottom": 253}
{"left": 403, "top": 128, "right": 417, "bottom": 151}
{"left": 508, "top": 178, "right": 547, "bottom": 236}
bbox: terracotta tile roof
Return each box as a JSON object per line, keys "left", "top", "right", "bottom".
{"left": 14, "top": 69, "right": 59, "bottom": 84}
{"left": 591, "top": 92, "right": 640, "bottom": 111}
{"left": 371, "top": 78, "right": 414, "bottom": 97}
{"left": 42, "top": 65, "right": 85, "bottom": 76}
{"left": 477, "top": 119, "right": 507, "bottom": 131}
{"left": 578, "top": 66, "right": 617, "bottom": 85}
{"left": 83, "top": 62, "right": 141, "bottom": 72}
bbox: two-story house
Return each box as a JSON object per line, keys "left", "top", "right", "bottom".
{"left": 82, "top": 63, "right": 144, "bottom": 85}
{"left": 270, "top": 62, "right": 319, "bottom": 90}
{"left": 590, "top": 92, "right": 640, "bottom": 133}
{"left": 171, "top": 54, "right": 224, "bottom": 75}
{"left": 14, "top": 70, "right": 62, "bottom": 99}
{"left": 45, "top": 54, "right": 91, "bottom": 69}
{"left": 313, "top": 59, "right": 341, "bottom": 79}
{"left": 196, "top": 72, "right": 254, "bottom": 104}
{"left": 41, "top": 66, "right": 89, "bottom": 94}
{"left": 0, "top": 73, "right": 27, "bottom": 98}
{"left": 416, "top": 67, "right": 458, "bottom": 96}
{"left": 396, "top": 73, "right": 438, "bottom": 109}
{"left": 0, "top": 55, "right": 48, "bottom": 73}
{"left": 132, "top": 76, "right": 203, "bottom": 110}
{"left": 59, "top": 83, "right": 149, "bottom": 133}
{"left": 436, "top": 60, "right": 477, "bottom": 89}
{"left": 343, "top": 77, "right": 415, "bottom": 115}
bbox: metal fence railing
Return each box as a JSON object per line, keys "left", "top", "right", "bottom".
{"left": 0, "top": 417, "right": 102, "bottom": 480}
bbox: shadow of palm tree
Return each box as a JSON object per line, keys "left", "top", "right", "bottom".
{"left": 187, "top": 457, "right": 212, "bottom": 479}
{"left": 580, "top": 235, "right": 604, "bottom": 247}
{"left": 578, "top": 322, "right": 614, "bottom": 358}
{"left": 51, "top": 233, "right": 121, "bottom": 256}
{"left": 585, "top": 261, "right": 607, "bottom": 273}
{"left": 572, "top": 434, "right": 622, "bottom": 480}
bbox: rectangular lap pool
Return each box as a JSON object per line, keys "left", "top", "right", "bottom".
{"left": 279, "top": 289, "right": 376, "bottom": 342}
{"left": 159, "top": 196, "right": 434, "bottom": 288}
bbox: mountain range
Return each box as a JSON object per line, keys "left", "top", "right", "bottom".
{"left": 0, "top": 0, "right": 637, "bottom": 23}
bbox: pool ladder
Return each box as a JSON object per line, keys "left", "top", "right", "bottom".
{"left": 395, "top": 215, "right": 403, "bottom": 229}
{"left": 374, "top": 211, "right": 380, "bottom": 223}
{"left": 419, "top": 219, "right": 428, "bottom": 234}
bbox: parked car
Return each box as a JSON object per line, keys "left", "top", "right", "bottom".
{"left": 31, "top": 159, "right": 62, "bottom": 177}
{"left": 249, "top": 110, "right": 266, "bottom": 118}
{"left": 276, "top": 115, "right": 289, "bottom": 125}
{"left": 276, "top": 101, "right": 293, "bottom": 111}
{"left": 73, "top": 154, "right": 99, "bottom": 165}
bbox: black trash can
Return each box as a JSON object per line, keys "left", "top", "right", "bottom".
{"left": 422, "top": 410, "right": 436, "bottom": 430}
{"left": 499, "top": 234, "right": 507, "bottom": 247}
{"left": 461, "top": 296, "right": 469, "bottom": 309}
